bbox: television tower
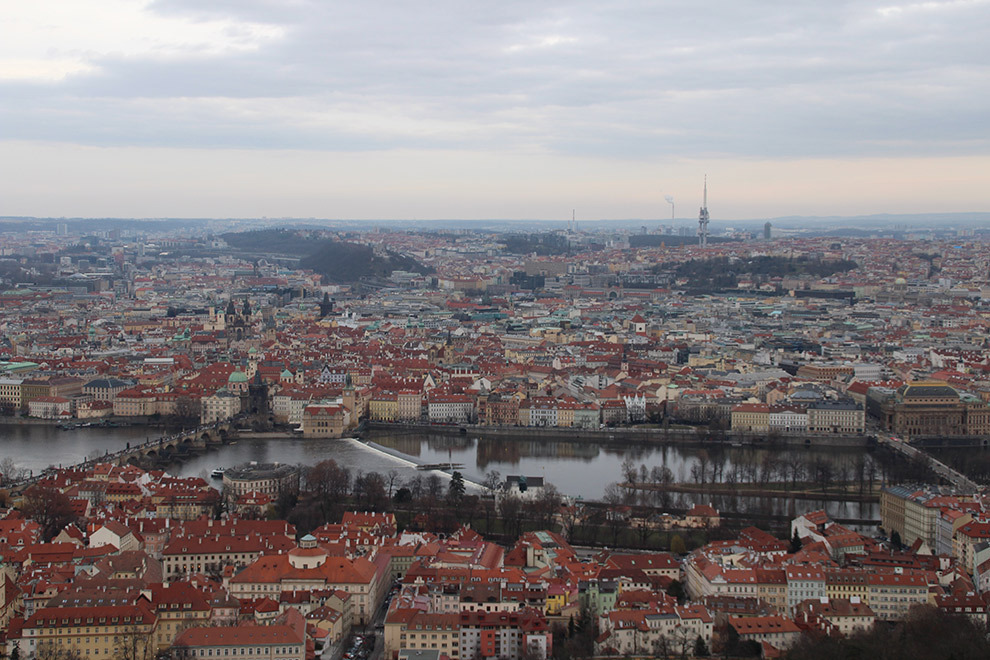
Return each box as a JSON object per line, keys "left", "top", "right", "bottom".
{"left": 698, "top": 176, "right": 710, "bottom": 247}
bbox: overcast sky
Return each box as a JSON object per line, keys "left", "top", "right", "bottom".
{"left": 1, "top": 0, "right": 988, "bottom": 220}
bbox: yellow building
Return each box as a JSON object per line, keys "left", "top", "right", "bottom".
{"left": 370, "top": 393, "right": 398, "bottom": 422}
{"left": 150, "top": 583, "right": 212, "bottom": 652}
{"left": 23, "top": 603, "right": 157, "bottom": 660}
{"left": 825, "top": 569, "right": 870, "bottom": 604}
{"left": 556, "top": 401, "right": 575, "bottom": 428}
{"left": 731, "top": 403, "right": 770, "bottom": 433}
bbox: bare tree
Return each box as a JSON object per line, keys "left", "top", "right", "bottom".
{"left": 559, "top": 502, "right": 583, "bottom": 543}
{"left": 354, "top": 471, "right": 389, "bottom": 511}
{"left": 758, "top": 455, "right": 778, "bottom": 486}
{"left": 114, "top": 623, "right": 154, "bottom": 660}
{"left": 865, "top": 455, "right": 879, "bottom": 493}
{"left": 621, "top": 457, "right": 638, "bottom": 485}
{"left": 498, "top": 493, "right": 524, "bottom": 538}
{"left": 534, "top": 483, "right": 562, "bottom": 529}
{"left": 307, "top": 459, "right": 351, "bottom": 522}
{"left": 425, "top": 474, "right": 444, "bottom": 500}
{"left": 636, "top": 515, "right": 655, "bottom": 547}
{"left": 407, "top": 474, "right": 426, "bottom": 500}
{"left": 696, "top": 450, "right": 710, "bottom": 486}
{"left": 672, "top": 625, "right": 693, "bottom": 660}
{"left": 167, "top": 395, "right": 200, "bottom": 431}
{"left": 782, "top": 453, "right": 805, "bottom": 490}
{"left": 480, "top": 469, "right": 502, "bottom": 533}
{"left": 35, "top": 644, "right": 83, "bottom": 660}
{"left": 482, "top": 469, "right": 503, "bottom": 497}
{"left": 0, "top": 456, "right": 27, "bottom": 483}
{"left": 386, "top": 468, "right": 401, "bottom": 499}
{"left": 20, "top": 486, "right": 77, "bottom": 541}
{"left": 653, "top": 634, "right": 673, "bottom": 660}
{"left": 710, "top": 449, "right": 727, "bottom": 484}
{"left": 602, "top": 482, "right": 627, "bottom": 546}
{"left": 813, "top": 459, "right": 834, "bottom": 495}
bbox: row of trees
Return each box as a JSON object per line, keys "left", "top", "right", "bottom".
{"left": 619, "top": 447, "right": 932, "bottom": 499}
{"left": 277, "top": 460, "right": 565, "bottom": 539}
{"left": 783, "top": 605, "right": 990, "bottom": 660}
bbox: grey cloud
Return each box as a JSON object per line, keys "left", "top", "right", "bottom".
{"left": 3, "top": 0, "right": 989, "bottom": 159}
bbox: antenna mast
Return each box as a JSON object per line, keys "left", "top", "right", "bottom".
{"left": 698, "top": 175, "right": 710, "bottom": 247}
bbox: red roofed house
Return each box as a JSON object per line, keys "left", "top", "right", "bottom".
{"left": 89, "top": 521, "right": 139, "bottom": 553}
{"left": 795, "top": 597, "right": 876, "bottom": 636}
{"left": 729, "top": 615, "right": 801, "bottom": 650}
{"left": 685, "top": 504, "right": 720, "bottom": 528}
{"left": 172, "top": 608, "right": 306, "bottom": 660}
{"left": 731, "top": 403, "right": 770, "bottom": 433}
{"left": 22, "top": 601, "right": 157, "bottom": 660}
{"left": 229, "top": 535, "right": 390, "bottom": 624}
{"left": 27, "top": 396, "right": 73, "bottom": 419}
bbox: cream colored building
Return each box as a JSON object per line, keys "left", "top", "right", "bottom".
{"left": 22, "top": 603, "right": 157, "bottom": 660}
{"left": 201, "top": 389, "right": 240, "bottom": 424}
{"left": 386, "top": 611, "right": 462, "bottom": 660}
{"left": 302, "top": 403, "right": 348, "bottom": 438}
{"left": 730, "top": 403, "right": 770, "bottom": 433}
{"left": 0, "top": 378, "right": 23, "bottom": 414}
{"left": 222, "top": 463, "right": 300, "bottom": 502}
{"left": 807, "top": 401, "right": 865, "bottom": 434}
{"left": 396, "top": 390, "right": 422, "bottom": 421}
{"left": 866, "top": 571, "right": 928, "bottom": 619}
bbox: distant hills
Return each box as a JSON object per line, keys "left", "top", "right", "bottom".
{"left": 3, "top": 212, "right": 990, "bottom": 236}
{"left": 221, "top": 229, "right": 433, "bottom": 284}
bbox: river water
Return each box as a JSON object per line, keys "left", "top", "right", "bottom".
{"left": 0, "top": 424, "right": 878, "bottom": 523}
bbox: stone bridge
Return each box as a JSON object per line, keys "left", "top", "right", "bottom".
{"left": 9, "top": 419, "right": 238, "bottom": 492}
{"left": 877, "top": 432, "right": 979, "bottom": 492}
{"left": 121, "top": 422, "right": 234, "bottom": 465}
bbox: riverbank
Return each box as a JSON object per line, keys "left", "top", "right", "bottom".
{"left": 366, "top": 421, "right": 872, "bottom": 447}
{"left": 628, "top": 481, "right": 880, "bottom": 503}
{"left": 0, "top": 415, "right": 159, "bottom": 427}
{"left": 0, "top": 416, "right": 872, "bottom": 447}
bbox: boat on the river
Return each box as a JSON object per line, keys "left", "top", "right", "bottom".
{"left": 211, "top": 467, "right": 226, "bottom": 479}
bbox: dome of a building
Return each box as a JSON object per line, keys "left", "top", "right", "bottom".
{"left": 288, "top": 535, "right": 327, "bottom": 569}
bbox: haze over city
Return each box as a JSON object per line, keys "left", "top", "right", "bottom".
{"left": 8, "top": 4, "right": 990, "bottom": 657}
{"left": 3, "top": 0, "right": 990, "bottom": 219}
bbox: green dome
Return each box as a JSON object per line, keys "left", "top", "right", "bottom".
{"left": 228, "top": 370, "right": 248, "bottom": 383}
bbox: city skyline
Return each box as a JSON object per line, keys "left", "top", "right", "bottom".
{"left": 2, "top": 0, "right": 989, "bottom": 219}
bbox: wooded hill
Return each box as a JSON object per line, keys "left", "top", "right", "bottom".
{"left": 221, "top": 229, "right": 433, "bottom": 283}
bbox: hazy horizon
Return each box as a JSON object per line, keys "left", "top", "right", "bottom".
{"left": 3, "top": 1, "right": 989, "bottom": 219}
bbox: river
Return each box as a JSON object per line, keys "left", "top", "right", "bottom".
{"left": 0, "top": 424, "right": 879, "bottom": 523}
